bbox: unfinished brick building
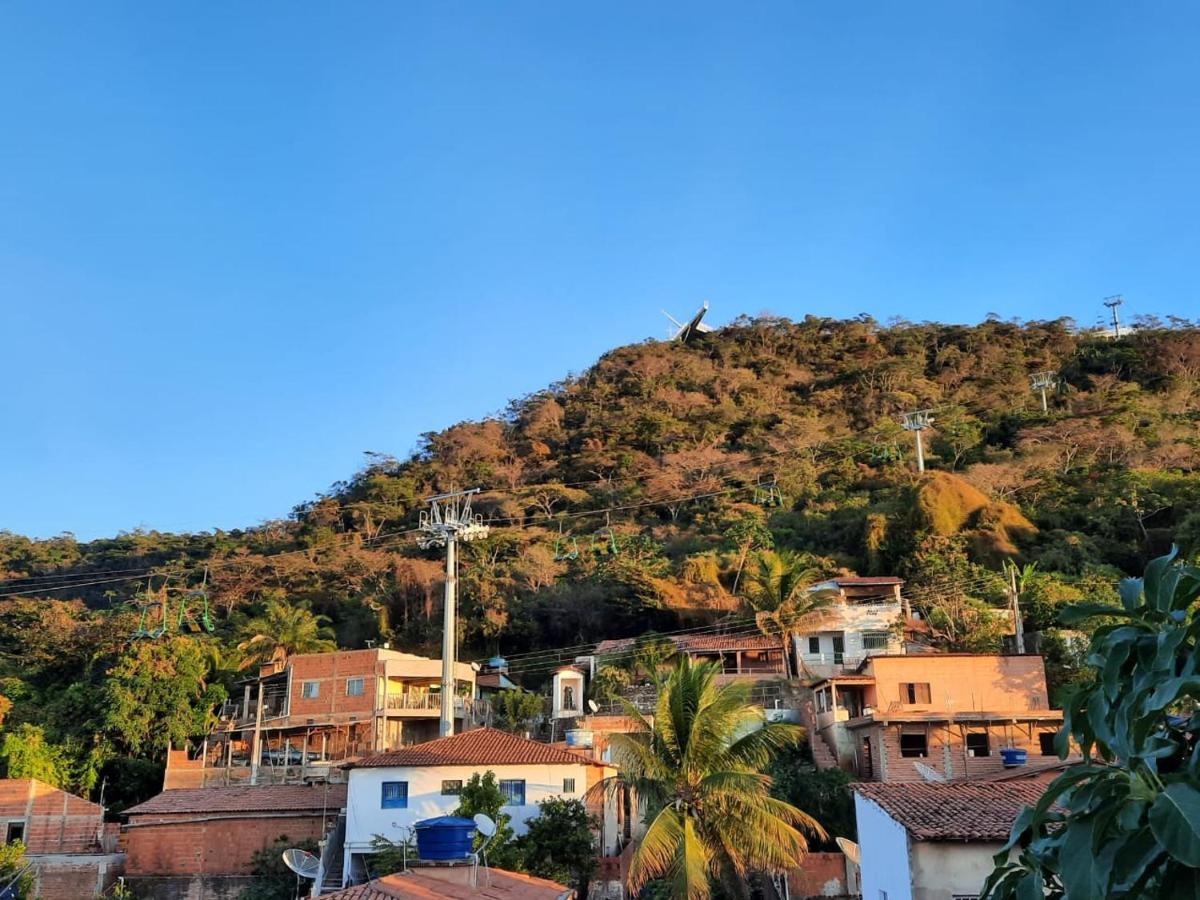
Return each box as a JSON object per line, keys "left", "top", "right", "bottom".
{"left": 808, "top": 653, "right": 1065, "bottom": 782}
{"left": 0, "top": 778, "right": 123, "bottom": 899}
{"left": 123, "top": 783, "right": 345, "bottom": 878}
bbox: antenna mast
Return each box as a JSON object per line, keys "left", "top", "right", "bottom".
{"left": 900, "top": 409, "right": 935, "bottom": 473}
{"left": 1103, "top": 295, "right": 1124, "bottom": 338}
{"left": 418, "top": 489, "right": 489, "bottom": 737}
{"left": 1030, "top": 371, "right": 1058, "bottom": 413}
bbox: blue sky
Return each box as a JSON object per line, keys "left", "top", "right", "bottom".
{"left": 1, "top": 3, "right": 1197, "bottom": 541}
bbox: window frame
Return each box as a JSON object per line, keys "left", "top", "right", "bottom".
{"left": 499, "top": 778, "right": 527, "bottom": 807}
{"left": 861, "top": 632, "right": 890, "bottom": 651}
{"left": 965, "top": 731, "right": 990, "bottom": 758}
{"left": 1039, "top": 732, "right": 1057, "bottom": 756}
{"left": 899, "top": 682, "right": 931, "bottom": 704}
{"left": 899, "top": 732, "right": 929, "bottom": 758}
{"left": 381, "top": 781, "right": 409, "bottom": 809}
{"left": 301, "top": 680, "right": 320, "bottom": 700}
{"left": 346, "top": 677, "right": 365, "bottom": 697}
{"left": 562, "top": 777, "right": 576, "bottom": 793}
{"left": 441, "top": 779, "right": 463, "bottom": 796}
{"left": 807, "top": 636, "right": 821, "bottom": 655}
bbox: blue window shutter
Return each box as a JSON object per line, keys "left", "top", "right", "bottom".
{"left": 499, "top": 779, "right": 526, "bottom": 806}
{"left": 381, "top": 781, "right": 408, "bottom": 809}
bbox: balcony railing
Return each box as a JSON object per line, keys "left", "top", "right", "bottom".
{"left": 384, "top": 694, "right": 491, "bottom": 721}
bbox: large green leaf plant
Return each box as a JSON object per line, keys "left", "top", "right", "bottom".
{"left": 982, "top": 548, "right": 1200, "bottom": 899}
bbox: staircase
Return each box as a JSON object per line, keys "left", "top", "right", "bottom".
{"left": 314, "top": 811, "right": 347, "bottom": 895}
{"left": 798, "top": 695, "right": 839, "bottom": 770}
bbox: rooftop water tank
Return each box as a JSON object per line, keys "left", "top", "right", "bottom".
{"left": 487, "top": 656, "right": 508, "bottom": 672}
{"left": 1000, "top": 747, "right": 1028, "bottom": 768}
{"left": 413, "top": 816, "right": 477, "bottom": 861}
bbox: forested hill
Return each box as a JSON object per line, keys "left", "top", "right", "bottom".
{"left": 2, "top": 314, "right": 1199, "bottom": 802}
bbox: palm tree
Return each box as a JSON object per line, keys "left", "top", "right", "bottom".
{"left": 235, "top": 596, "right": 337, "bottom": 669}
{"left": 742, "top": 550, "right": 833, "bottom": 678}
{"left": 605, "top": 656, "right": 824, "bottom": 899}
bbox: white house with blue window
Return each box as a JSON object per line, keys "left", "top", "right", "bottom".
{"left": 340, "top": 727, "right": 616, "bottom": 885}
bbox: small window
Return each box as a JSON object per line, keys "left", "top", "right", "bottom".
{"left": 301, "top": 681, "right": 320, "bottom": 699}
{"left": 808, "top": 636, "right": 820, "bottom": 654}
{"left": 5, "top": 821, "right": 25, "bottom": 844}
{"left": 862, "top": 632, "right": 890, "bottom": 651}
{"left": 346, "top": 677, "right": 365, "bottom": 697}
{"left": 966, "top": 732, "right": 990, "bottom": 757}
{"left": 899, "top": 682, "right": 931, "bottom": 704}
{"left": 499, "top": 779, "right": 526, "bottom": 806}
{"left": 1039, "top": 732, "right": 1058, "bottom": 756}
{"left": 899, "top": 732, "right": 928, "bottom": 758}
{"left": 441, "top": 780, "right": 463, "bottom": 796}
{"left": 563, "top": 778, "right": 576, "bottom": 793}
{"left": 381, "top": 781, "right": 408, "bottom": 809}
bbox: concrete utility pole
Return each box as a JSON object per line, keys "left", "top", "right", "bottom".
{"left": 418, "top": 489, "right": 490, "bottom": 737}
{"left": 1030, "top": 371, "right": 1058, "bottom": 413}
{"left": 1006, "top": 562, "right": 1026, "bottom": 655}
{"left": 900, "top": 409, "right": 935, "bottom": 473}
{"left": 1104, "top": 295, "right": 1124, "bottom": 339}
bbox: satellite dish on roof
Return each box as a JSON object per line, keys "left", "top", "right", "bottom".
{"left": 474, "top": 813, "right": 497, "bottom": 839}
{"left": 587, "top": 699, "right": 599, "bottom": 713}
{"left": 914, "top": 762, "right": 946, "bottom": 782}
{"left": 281, "top": 848, "right": 321, "bottom": 879}
{"left": 835, "top": 837, "right": 861, "bottom": 866}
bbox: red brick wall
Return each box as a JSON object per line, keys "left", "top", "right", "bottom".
{"left": 0, "top": 778, "right": 104, "bottom": 854}
{"left": 787, "top": 852, "right": 849, "bottom": 899}
{"left": 124, "top": 813, "right": 333, "bottom": 875}
{"left": 288, "top": 650, "right": 379, "bottom": 719}
{"left": 31, "top": 853, "right": 123, "bottom": 900}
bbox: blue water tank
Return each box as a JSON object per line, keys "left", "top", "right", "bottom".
{"left": 1000, "top": 747, "right": 1028, "bottom": 768}
{"left": 414, "top": 816, "right": 477, "bottom": 860}
{"left": 487, "top": 656, "right": 508, "bottom": 671}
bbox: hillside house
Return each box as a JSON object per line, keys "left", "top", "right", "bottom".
{"left": 339, "top": 728, "right": 618, "bottom": 887}
{"left": 0, "top": 779, "right": 123, "bottom": 900}
{"left": 590, "top": 633, "right": 789, "bottom": 681}
{"left": 854, "top": 781, "right": 1045, "bottom": 900}
{"left": 792, "top": 576, "right": 908, "bottom": 677}
{"left": 809, "top": 654, "right": 1064, "bottom": 782}
{"left": 170, "top": 648, "right": 487, "bottom": 788}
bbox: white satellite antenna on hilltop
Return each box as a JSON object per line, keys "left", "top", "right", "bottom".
{"left": 663, "top": 302, "right": 714, "bottom": 342}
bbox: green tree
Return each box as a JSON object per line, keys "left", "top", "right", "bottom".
{"left": 0, "top": 724, "right": 69, "bottom": 785}
{"left": 606, "top": 656, "right": 824, "bottom": 899}
{"left": 235, "top": 596, "right": 337, "bottom": 670}
{"left": 982, "top": 549, "right": 1200, "bottom": 899}
{"left": 102, "top": 638, "right": 226, "bottom": 758}
{"left": 0, "top": 840, "right": 33, "bottom": 899}
{"left": 768, "top": 744, "right": 857, "bottom": 851}
{"left": 743, "top": 550, "right": 833, "bottom": 678}
{"left": 453, "top": 771, "right": 520, "bottom": 870}
{"left": 493, "top": 690, "right": 545, "bottom": 734}
{"left": 519, "top": 797, "right": 598, "bottom": 896}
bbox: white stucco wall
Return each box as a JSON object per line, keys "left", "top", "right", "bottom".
{"left": 911, "top": 841, "right": 1006, "bottom": 900}
{"left": 344, "top": 761, "right": 591, "bottom": 851}
{"left": 855, "top": 793, "right": 913, "bottom": 900}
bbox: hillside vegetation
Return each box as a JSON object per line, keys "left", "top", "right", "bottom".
{"left": 2, "top": 314, "right": 1199, "bottom": 805}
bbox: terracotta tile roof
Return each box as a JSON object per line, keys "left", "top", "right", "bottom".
{"left": 320, "top": 868, "right": 572, "bottom": 899}
{"left": 594, "top": 633, "right": 783, "bottom": 655}
{"left": 350, "top": 727, "right": 599, "bottom": 769}
{"left": 124, "top": 784, "right": 346, "bottom": 817}
{"left": 854, "top": 781, "right": 1046, "bottom": 841}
